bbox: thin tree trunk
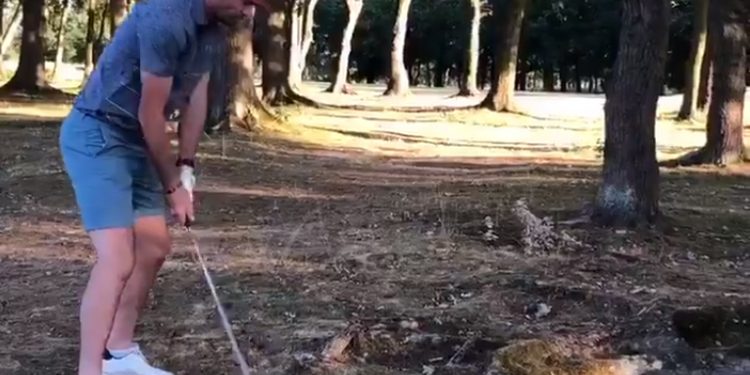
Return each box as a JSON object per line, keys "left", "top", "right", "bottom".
{"left": 680, "top": 0, "right": 747, "bottom": 165}
{"left": 298, "top": 0, "right": 319, "bottom": 75}
{"left": 516, "top": 63, "right": 527, "bottom": 91}
{"left": 559, "top": 64, "right": 568, "bottom": 92}
{"left": 458, "top": 0, "right": 481, "bottom": 96}
{"left": 1, "top": 0, "right": 50, "bottom": 92}
{"left": 0, "top": 3, "right": 22, "bottom": 62}
{"left": 0, "top": 0, "right": 4, "bottom": 43}
{"left": 287, "top": 0, "right": 303, "bottom": 89}
{"left": 480, "top": 0, "right": 527, "bottom": 111}
{"left": 697, "top": 36, "right": 712, "bottom": 111}
{"left": 262, "top": 5, "right": 291, "bottom": 105}
{"left": 83, "top": 0, "right": 97, "bottom": 81}
{"left": 329, "top": 0, "right": 363, "bottom": 94}
{"left": 52, "top": 0, "right": 71, "bottom": 80}
{"left": 383, "top": 0, "right": 412, "bottom": 96}
{"left": 109, "top": 0, "right": 128, "bottom": 34}
{"left": 677, "top": 0, "right": 709, "bottom": 120}
{"left": 542, "top": 59, "right": 554, "bottom": 91}
{"left": 592, "top": 0, "right": 670, "bottom": 227}
{"left": 0, "top": 0, "right": 4, "bottom": 75}
{"left": 433, "top": 59, "right": 447, "bottom": 87}
{"left": 574, "top": 63, "right": 582, "bottom": 93}
{"left": 95, "top": 1, "right": 109, "bottom": 62}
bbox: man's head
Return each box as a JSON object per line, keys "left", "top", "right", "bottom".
{"left": 205, "top": 0, "right": 271, "bottom": 24}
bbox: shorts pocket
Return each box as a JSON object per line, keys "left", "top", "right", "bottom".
{"left": 60, "top": 111, "right": 110, "bottom": 157}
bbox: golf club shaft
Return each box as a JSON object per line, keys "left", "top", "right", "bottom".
{"left": 188, "top": 229, "right": 253, "bottom": 375}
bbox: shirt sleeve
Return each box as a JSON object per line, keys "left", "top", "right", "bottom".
{"left": 137, "top": 15, "right": 186, "bottom": 77}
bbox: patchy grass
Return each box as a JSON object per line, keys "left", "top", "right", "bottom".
{"left": 1, "top": 94, "right": 750, "bottom": 374}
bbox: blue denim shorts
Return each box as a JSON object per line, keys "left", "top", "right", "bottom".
{"left": 59, "top": 108, "right": 167, "bottom": 231}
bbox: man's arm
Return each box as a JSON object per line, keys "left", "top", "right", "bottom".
{"left": 179, "top": 73, "right": 210, "bottom": 161}
{"left": 136, "top": 17, "right": 186, "bottom": 189}
{"left": 139, "top": 73, "right": 178, "bottom": 188}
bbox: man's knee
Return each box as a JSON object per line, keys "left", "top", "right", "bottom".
{"left": 134, "top": 215, "right": 171, "bottom": 264}
{"left": 90, "top": 228, "right": 136, "bottom": 282}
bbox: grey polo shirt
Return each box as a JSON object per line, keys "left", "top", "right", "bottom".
{"left": 74, "top": 0, "right": 223, "bottom": 131}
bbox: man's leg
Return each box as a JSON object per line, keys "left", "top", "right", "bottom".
{"left": 79, "top": 229, "right": 135, "bottom": 375}
{"left": 106, "top": 215, "right": 171, "bottom": 350}
{"left": 59, "top": 109, "right": 137, "bottom": 375}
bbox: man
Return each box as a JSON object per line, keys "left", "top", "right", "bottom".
{"left": 58, "top": 0, "right": 267, "bottom": 374}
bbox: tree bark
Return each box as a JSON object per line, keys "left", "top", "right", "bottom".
{"left": 559, "top": 64, "right": 568, "bottom": 92}
{"left": 83, "top": 0, "right": 97, "bottom": 82}
{"left": 480, "top": 0, "right": 527, "bottom": 111}
{"left": 52, "top": 0, "right": 72, "bottom": 80}
{"left": 383, "top": 0, "right": 413, "bottom": 96}
{"left": 457, "top": 0, "right": 481, "bottom": 96}
{"left": 592, "top": 0, "right": 670, "bottom": 227}
{"left": 299, "top": 0, "right": 319, "bottom": 74}
{"left": 109, "top": 0, "right": 128, "bottom": 34}
{"left": 516, "top": 63, "right": 527, "bottom": 91}
{"left": 542, "top": 60, "right": 554, "bottom": 91}
{"left": 95, "top": 1, "right": 109, "bottom": 62}
{"left": 262, "top": 5, "right": 291, "bottom": 105}
{"left": 0, "top": 3, "right": 22, "bottom": 62}
{"left": 287, "top": 0, "right": 303, "bottom": 89}
{"left": 329, "top": 0, "right": 363, "bottom": 94}
{"left": 682, "top": 0, "right": 747, "bottom": 165}
{"left": 677, "top": 0, "right": 709, "bottom": 120}
{"left": 1, "top": 0, "right": 50, "bottom": 92}
{"left": 433, "top": 59, "right": 447, "bottom": 87}
{"left": 697, "top": 36, "right": 712, "bottom": 111}
{"left": 224, "top": 12, "right": 277, "bottom": 131}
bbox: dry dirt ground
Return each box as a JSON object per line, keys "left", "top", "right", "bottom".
{"left": 1, "top": 91, "right": 750, "bottom": 375}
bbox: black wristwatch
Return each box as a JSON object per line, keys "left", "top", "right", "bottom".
{"left": 176, "top": 158, "right": 195, "bottom": 168}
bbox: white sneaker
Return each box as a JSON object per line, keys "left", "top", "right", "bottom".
{"left": 102, "top": 345, "right": 173, "bottom": 375}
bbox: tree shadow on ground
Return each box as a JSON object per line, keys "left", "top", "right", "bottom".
{"left": 2, "top": 117, "right": 750, "bottom": 374}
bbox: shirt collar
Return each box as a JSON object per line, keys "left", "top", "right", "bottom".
{"left": 191, "top": 0, "right": 208, "bottom": 25}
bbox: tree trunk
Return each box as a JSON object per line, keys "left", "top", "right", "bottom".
{"left": 0, "top": 0, "right": 4, "bottom": 74}
{"left": 697, "top": 36, "right": 712, "bottom": 111}
{"left": 109, "top": 0, "right": 128, "bottom": 34}
{"left": 677, "top": 0, "right": 709, "bottom": 120}
{"left": 682, "top": 0, "right": 747, "bottom": 165}
{"left": 480, "top": 0, "right": 527, "bottom": 111}
{"left": 52, "top": 0, "right": 72, "bottom": 80}
{"left": 457, "top": 0, "right": 481, "bottom": 96}
{"left": 383, "top": 0, "right": 412, "bottom": 96}
{"left": 574, "top": 64, "right": 582, "bottom": 93}
{"left": 516, "top": 64, "right": 527, "bottom": 91}
{"left": 1, "top": 0, "right": 49, "bottom": 92}
{"left": 478, "top": 52, "right": 490, "bottom": 89}
{"left": 224, "top": 11, "right": 277, "bottom": 131}
{"left": 83, "top": 0, "right": 97, "bottom": 81}
{"left": 95, "top": 1, "right": 109, "bottom": 63}
{"left": 559, "top": 64, "right": 568, "bottom": 92}
{"left": 592, "top": 0, "right": 670, "bottom": 227}
{"left": 299, "top": 0, "right": 319, "bottom": 75}
{"left": 262, "top": 5, "right": 291, "bottom": 105}
{"left": 0, "top": 3, "right": 22, "bottom": 62}
{"left": 433, "top": 60, "right": 447, "bottom": 87}
{"left": 542, "top": 60, "right": 554, "bottom": 91}
{"left": 287, "top": 0, "right": 303, "bottom": 89}
{"left": 329, "top": 0, "right": 363, "bottom": 94}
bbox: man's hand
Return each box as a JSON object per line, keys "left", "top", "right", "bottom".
{"left": 167, "top": 184, "right": 194, "bottom": 226}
